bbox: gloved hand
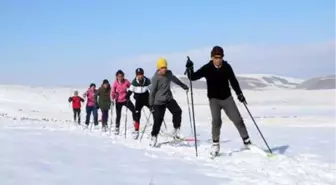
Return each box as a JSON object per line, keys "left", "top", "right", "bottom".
{"left": 149, "top": 105, "right": 154, "bottom": 113}
{"left": 237, "top": 94, "right": 247, "bottom": 104}
{"left": 185, "top": 56, "right": 194, "bottom": 70}
{"left": 111, "top": 100, "right": 115, "bottom": 108}
{"left": 183, "top": 85, "right": 189, "bottom": 92}
{"left": 184, "top": 56, "right": 194, "bottom": 77}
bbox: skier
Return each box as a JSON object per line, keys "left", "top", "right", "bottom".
{"left": 111, "top": 70, "right": 137, "bottom": 135}
{"left": 185, "top": 45, "right": 251, "bottom": 156}
{"left": 83, "top": 83, "right": 99, "bottom": 128}
{"left": 97, "top": 79, "right": 112, "bottom": 132}
{"left": 126, "top": 68, "right": 151, "bottom": 139}
{"left": 68, "top": 90, "right": 84, "bottom": 124}
{"left": 149, "top": 57, "right": 189, "bottom": 147}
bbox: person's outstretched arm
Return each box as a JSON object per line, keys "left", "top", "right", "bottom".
{"left": 149, "top": 74, "right": 158, "bottom": 107}
{"left": 171, "top": 72, "right": 189, "bottom": 90}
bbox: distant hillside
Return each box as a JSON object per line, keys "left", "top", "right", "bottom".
{"left": 296, "top": 75, "right": 335, "bottom": 90}
{"left": 173, "top": 74, "right": 304, "bottom": 90}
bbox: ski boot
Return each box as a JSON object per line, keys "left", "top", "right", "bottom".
{"left": 114, "top": 127, "right": 120, "bottom": 135}
{"left": 149, "top": 136, "right": 157, "bottom": 147}
{"left": 243, "top": 136, "right": 252, "bottom": 149}
{"left": 132, "top": 130, "right": 139, "bottom": 140}
{"left": 172, "top": 128, "right": 181, "bottom": 140}
{"left": 102, "top": 124, "right": 107, "bottom": 132}
{"left": 210, "top": 142, "right": 220, "bottom": 157}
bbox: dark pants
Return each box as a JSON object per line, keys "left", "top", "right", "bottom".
{"left": 85, "top": 106, "right": 98, "bottom": 126}
{"left": 134, "top": 97, "right": 150, "bottom": 131}
{"left": 101, "top": 109, "right": 109, "bottom": 127}
{"left": 151, "top": 99, "right": 182, "bottom": 137}
{"left": 73, "top": 108, "right": 81, "bottom": 124}
{"left": 115, "top": 101, "right": 136, "bottom": 128}
{"left": 209, "top": 96, "right": 249, "bottom": 142}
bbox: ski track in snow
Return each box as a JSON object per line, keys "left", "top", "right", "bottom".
{"left": 0, "top": 87, "right": 335, "bottom": 185}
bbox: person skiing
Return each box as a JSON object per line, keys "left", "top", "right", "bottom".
{"left": 149, "top": 57, "right": 189, "bottom": 147}
{"left": 111, "top": 70, "right": 136, "bottom": 135}
{"left": 185, "top": 45, "right": 251, "bottom": 156}
{"left": 83, "top": 83, "right": 99, "bottom": 128}
{"left": 68, "top": 90, "right": 84, "bottom": 124}
{"left": 97, "top": 79, "right": 112, "bottom": 132}
{"left": 126, "top": 68, "right": 151, "bottom": 139}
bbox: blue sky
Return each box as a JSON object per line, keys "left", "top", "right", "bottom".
{"left": 0, "top": 0, "right": 334, "bottom": 86}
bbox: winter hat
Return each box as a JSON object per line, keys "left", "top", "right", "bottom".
{"left": 156, "top": 57, "right": 167, "bottom": 69}
{"left": 89, "top": 83, "right": 96, "bottom": 88}
{"left": 116, "top": 70, "right": 124, "bottom": 76}
{"left": 211, "top": 46, "right": 224, "bottom": 57}
{"left": 135, "top": 68, "right": 144, "bottom": 75}
{"left": 102, "top": 79, "right": 109, "bottom": 84}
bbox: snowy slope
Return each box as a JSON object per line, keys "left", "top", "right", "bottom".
{"left": 0, "top": 85, "right": 335, "bottom": 185}
{"left": 296, "top": 75, "right": 336, "bottom": 90}
{"left": 174, "top": 74, "right": 304, "bottom": 89}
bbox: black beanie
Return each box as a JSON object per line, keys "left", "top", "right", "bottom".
{"left": 211, "top": 46, "right": 224, "bottom": 57}
{"left": 89, "top": 83, "right": 96, "bottom": 88}
{"left": 102, "top": 79, "right": 109, "bottom": 84}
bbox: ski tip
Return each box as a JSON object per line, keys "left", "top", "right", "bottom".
{"left": 184, "top": 138, "right": 196, "bottom": 142}
{"left": 267, "top": 153, "right": 276, "bottom": 158}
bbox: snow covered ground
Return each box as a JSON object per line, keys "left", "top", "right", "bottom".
{"left": 0, "top": 85, "right": 335, "bottom": 185}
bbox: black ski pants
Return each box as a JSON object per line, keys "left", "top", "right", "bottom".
{"left": 73, "top": 108, "right": 81, "bottom": 124}
{"left": 134, "top": 97, "right": 150, "bottom": 123}
{"left": 115, "top": 100, "right": 136, "bottom": 128}
{"left": 101, "top": 109, "right": 109, "bottom": 127}
{"left": 151, "top": 99, "right": 182, "bottom": 137}
{"left": 134, "top": 97, "right": 150, "bottom": 131}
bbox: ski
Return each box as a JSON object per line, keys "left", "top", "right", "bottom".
{"left": 155, "top": 138, "right": 186, "bottom": 148}
{"left": 209, "top": 145, "right": 275, "bottom": 159}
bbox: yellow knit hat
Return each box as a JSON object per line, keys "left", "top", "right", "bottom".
{"left": 156, "top": 57, "right": 167, "bottom": 69}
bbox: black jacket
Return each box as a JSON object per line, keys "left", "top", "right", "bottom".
{"left": 187, "top": 60, "right": 243, "bottom": 100}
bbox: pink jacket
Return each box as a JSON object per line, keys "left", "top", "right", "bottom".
{"left": 111, "top": 79, "right": 130, "bottom": 103}
{"left": 83, "top": 88, "right": 97, "bottom": 107}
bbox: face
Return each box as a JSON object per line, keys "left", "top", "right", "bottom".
{"left": 90, "top": 86, "right": 95, "bottom": 90}
{"left": 103, "top": 83, "right": 108, "bottom": 88}
{"left": 117, "top": 74, "right": 124, "bottom": 81}
{"left": 158, "top": 67, "right": 167, "bottom": 75}
{"left": 137, "top": 73, "right": 144, "bottom": 80}
{"left": 212, "top": 55, "right": 223, "bottom": 67}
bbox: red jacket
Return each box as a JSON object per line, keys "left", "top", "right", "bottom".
{"left": 68, "top": 96, "right": 84, "bottom": 109}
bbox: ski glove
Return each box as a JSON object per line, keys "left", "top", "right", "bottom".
{"left": 149, "top": 106, "right": 154, "bottom": 113}
{"left": 237, "top": 94, "right": 247, "bottom": 104}
{"left": 185, "top": 57, "right": 194, "bottom": 70}
{"left": 182, "top": 84, "right": 189, "bottom": 91}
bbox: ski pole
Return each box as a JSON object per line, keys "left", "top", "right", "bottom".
{"left": 185, "top": 57, "right": 198, "bottom": 157}
{"left": 108, "top": 101, "right": 115, "bottom": 136}
{"left": 139, "top": 111, "right": 152, "bottom": 142}
{"left": 163, "top": 119, "right": 167, "bottom": 131}
{"left": 124, "top": 100, "right": 129, "bottom": 139}
{"left": 186, "top": 90, "right": 193, "bottom": 136}
{"left": 243, "top": 102, "right": 273, "bottom": 154}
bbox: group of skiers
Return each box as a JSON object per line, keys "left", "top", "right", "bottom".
{"left": 68, "top": 45, "right": 252, "bottom": 154}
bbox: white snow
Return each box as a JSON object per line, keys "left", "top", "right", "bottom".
{"left": 0, "top": 85, "right": 335, "bottom": 185}
{"left": 238, "top": 73, "right": 305, "bottom": 84}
